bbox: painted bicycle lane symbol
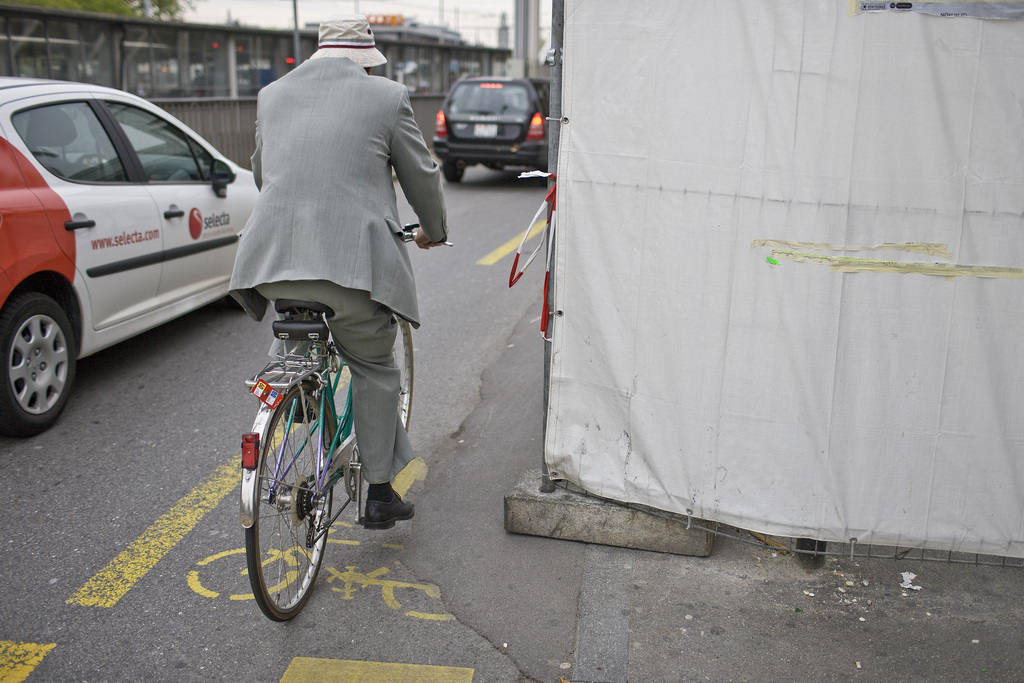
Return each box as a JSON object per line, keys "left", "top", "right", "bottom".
{"left": 187, "top": 523, "right": 453, "bottom": 621}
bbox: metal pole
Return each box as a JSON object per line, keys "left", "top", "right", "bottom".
{"left": 292, "top": 0, "right": 302, "bottom": 65}
{"left": 539, "top": 0, "right": 563, "bottom": 494}
{"left": 227, "top": 34, "right": 238, "bottom": 98}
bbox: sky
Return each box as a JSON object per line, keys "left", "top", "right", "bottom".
{"left": 181, "top": 0, "right": 552, "bottom": 49}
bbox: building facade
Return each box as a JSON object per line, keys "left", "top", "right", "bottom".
{"left": 0, "top": 3, "right": 510, "bottom": 98}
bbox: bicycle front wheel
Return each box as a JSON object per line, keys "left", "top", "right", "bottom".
{"left": 245, "top": 382, "right": 332, "bottom": 621}
{"left": 395, "top": 319, "right": 414, "bottom": 430}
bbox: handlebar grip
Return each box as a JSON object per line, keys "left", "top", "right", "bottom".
{"left": 401, "top": 222, "right": 451, "bottom": 246}
{"left": 401, "top": 222, "right": 419, "bottom": 242}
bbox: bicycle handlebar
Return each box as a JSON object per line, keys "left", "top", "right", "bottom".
{"left": 402, "top": 223, "right": 453, "bottom": 247}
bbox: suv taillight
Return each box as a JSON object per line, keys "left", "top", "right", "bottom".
{"left": 526, "top": 112, "right": 545, "bottom": 141}
{"left": 435, "top": 110, "right": 448, "bottom": 139}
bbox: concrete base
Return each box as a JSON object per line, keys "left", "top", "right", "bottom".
{"left": 503, "top": 469, "right": 715, "bottom": 556}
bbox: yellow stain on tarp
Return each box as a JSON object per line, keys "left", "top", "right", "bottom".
{"left": 68, "top": 455, "right": 242, "bottom": 608}
{"left": 751, "top": 239, "right": 952, "bottom": 259}
{"left": 0, "top": 641, "right": 56, "bottom": 683}
{"left": 280, "top": 658, "right": 473, "bottom": 683}
{"left": 770, "top": 250, "right": 1024, "bottom": 279}
{"left": 477, "top": 219, "right": 547, "bottom": 266}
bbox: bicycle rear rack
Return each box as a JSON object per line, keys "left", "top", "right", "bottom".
{"left": 244, "top": 357, "right": 321, "bottom": 391}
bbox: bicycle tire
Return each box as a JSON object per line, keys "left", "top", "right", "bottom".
{"left": 395, "top": 319, "right": 414, "bottom": 431}
{"left": 245, "top": 381, "right": 332, "bottom": 621}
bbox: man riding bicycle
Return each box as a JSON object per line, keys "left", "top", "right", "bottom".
{"left": 229, "top": 14, "right": 449, "bottom": 530}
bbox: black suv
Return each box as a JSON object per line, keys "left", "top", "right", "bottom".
{"left": 433, "top": 77, "right": 550, "bottom": 182}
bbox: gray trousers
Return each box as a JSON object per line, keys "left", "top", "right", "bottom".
{"left": 256, "top": 280, "right": 415, "bottom": 484}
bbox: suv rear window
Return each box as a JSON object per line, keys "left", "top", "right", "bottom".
{"left": 448, "top": 82, "right": 533, "bottom": 116}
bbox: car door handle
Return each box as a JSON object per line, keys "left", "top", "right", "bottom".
{"left": 164, "top": 209, "right": 186, "bottom": 219}
{"left": 65, "top": 219, "right": 96, "bottom": 231}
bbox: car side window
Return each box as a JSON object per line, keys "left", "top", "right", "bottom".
{"left": 106, "top": 102, "right": 212, "bottom": 182}
{"left": 12, "top": 102, "right": 128, "bottom": 183}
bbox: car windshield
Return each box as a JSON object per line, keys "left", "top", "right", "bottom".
{"left": 448, "top": 82, "right": 532, "bottom": 116}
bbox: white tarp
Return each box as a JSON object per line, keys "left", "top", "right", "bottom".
{"left": 546, "top": 0, "right": 1024, "bottom": 557}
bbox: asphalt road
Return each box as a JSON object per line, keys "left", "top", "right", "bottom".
{"left": 0, "top": 166, "right": 553, "bottom": 682}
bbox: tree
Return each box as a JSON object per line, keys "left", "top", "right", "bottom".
{"left": 5, "top": 0, "right": 198, "bottom": 21}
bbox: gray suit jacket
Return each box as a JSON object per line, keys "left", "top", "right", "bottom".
{"left": 229, "top": 57, "right": 447, "bottom": 326}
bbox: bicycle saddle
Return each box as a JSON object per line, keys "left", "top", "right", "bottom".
{"left": 274, "top": 299, "right": 336, "bottom": 318}
{"left": 273, "top": 299, "right": 335, "bottom": 341}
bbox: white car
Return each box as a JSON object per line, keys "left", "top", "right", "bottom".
{"left": 0, "top": 77, "right": 258, "bottom": 436}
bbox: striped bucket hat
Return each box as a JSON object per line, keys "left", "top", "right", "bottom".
{"left": 310, "top": 14, "right": 387, "bottom": 67}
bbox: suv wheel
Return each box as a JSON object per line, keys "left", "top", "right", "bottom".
{"left": 0, "top": 293, "right": 77, "bottom": 437}
{"left": 442, "top": 158, "right": 465, "bottom": 183}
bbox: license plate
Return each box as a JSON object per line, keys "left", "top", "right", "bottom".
{"left": 473, "top": 123, "right": 498, "bottom": 138}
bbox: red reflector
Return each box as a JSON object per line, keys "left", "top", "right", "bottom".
{"left": 526, "top": 112, "right": 545, "bottom": 141}
{"left": 241, "top": 432, "right": 260, "bottom": 470}
{"left": 435, "top": 110, "right": 448, "bottom": 138}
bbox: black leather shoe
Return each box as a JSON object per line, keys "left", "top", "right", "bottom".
{"left": 363, "top": 493, "right": 414, "bottom": 530}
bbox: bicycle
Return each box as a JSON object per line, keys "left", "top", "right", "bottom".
{"left": 237, "top": 228, "right": 417, "bottom": 622}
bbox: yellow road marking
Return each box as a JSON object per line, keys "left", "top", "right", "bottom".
{"left": 477, "top": 219, "right": 546, "bottom": 266}
{"left": 406, "top": 610, "right": 457, "bottom": 621}
{"left": 186, "top": 547, "right": 255, "bottom": 600}
{"left": 187, "top": 570, "right": 217, "bottom": 598}
{"left": 0, "top": 641, "right": 56, "bottom": 683}
{"left": 280, "top": 658, "right": 473, "bottom": 683}
{"left": 325, "top": 563, "right": 452, "bottom": 620}
{"left": 70, "top": 445, "right": 427, "bottom": 609}
{"left": 68, "top": 455, "right": 241, "bottom": 608}
{"left": 393, "top": 456, "right": 427, "bottom": 497}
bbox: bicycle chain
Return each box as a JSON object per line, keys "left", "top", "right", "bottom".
{"left": 306, "top": 516, "right": 318, "bottom": 549}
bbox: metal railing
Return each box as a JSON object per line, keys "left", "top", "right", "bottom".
{"left": 155, "top": 95, "right": 445, "bottom": 171}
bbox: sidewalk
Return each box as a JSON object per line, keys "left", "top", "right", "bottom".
{"left": 410, "top": 303, "right": 1024, "bottom": 683}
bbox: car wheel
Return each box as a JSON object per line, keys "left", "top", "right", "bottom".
{"left": 442, "top": 158, "right": 464, "bottom": 183}
{"left": 0, "top": 293, "right": 77, "bottom": 437}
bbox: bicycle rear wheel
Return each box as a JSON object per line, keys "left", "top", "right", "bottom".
{"left": 245, "top": 382, "right": 332, "bottom": 621}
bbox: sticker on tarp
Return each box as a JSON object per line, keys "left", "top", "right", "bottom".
{"left": 251, "top": 379, "right": 283, "bottom": 409}
{"left": 852, "top": 1, "right": 1024, "bottom": 20}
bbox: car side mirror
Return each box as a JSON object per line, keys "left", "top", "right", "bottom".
{"left": 212, "top": 159, "right": 236, "bottom": 197}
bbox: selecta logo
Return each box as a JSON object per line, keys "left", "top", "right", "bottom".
{"left": 188, "top": 208, "right": 231, "bottom": 240}
{"left": 189, "top": 208, "right": 204, "bottom": 240}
